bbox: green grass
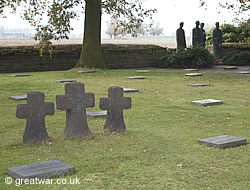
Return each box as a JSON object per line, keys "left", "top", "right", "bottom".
{"left": 0, "top": 69, "right": 249, "bottom": 190}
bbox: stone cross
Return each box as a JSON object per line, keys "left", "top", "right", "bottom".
{"left": 99, "top": 86, "right": 131, "bottom": 132}
{"left": 56, "top": 82, "right": 95, "bottom": 138}
{"left": 16, "top": 92, "right": 54, "bottom": 144}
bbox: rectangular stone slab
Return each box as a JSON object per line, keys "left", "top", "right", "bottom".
{"left": 78, "top": 70, "right": 96, "bottom": 73}
{"left": 224, "top": 66, "right": 238, "bottom": 70}
{"left": 188, "top": 84, "right": 210, "bottom": 87}
{"left": 126, "top": 76, "right": 146, "bottom": 79}
{"left": 192, "top": 99, "right": 223, "bottom": 106}
{"left": 136, "top": 70, "right": 151, "bottom": 73}
{"left": 123, "top": 88, "right": 139, "bottom": 93}
{"left": 185, "top": 73, "right": 203, "bottom": 76}
{"left": 10, "top": 95, "right": 27, "bottom": 100}
{"left": 184, "top": 69, "right": 198, "bottom": 71}
{"left": 198, "top": 135, "right": 247, "bottom": 149}
{"left": 11, "top": 74, "right": 30, "bottom": 77}
{"left": 8, "top": 160, "right": 75, "bottom": 179}
{"left": 55, "top": 80, "right": 77, "bottom": 83}
{"left": 87, "top": 111, "right": 107, "bottom": 117}
{"left": 238, "top": 71, "right": 250, "bottom": 74}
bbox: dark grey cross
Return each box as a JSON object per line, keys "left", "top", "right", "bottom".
{"left": 16, "top": 92, "right": 54, "bottom": 144}
{"left": 99, "top": 86, "right": 131, "bottom": 132}
{"left": 56, "top": 82, "right": 95, "bottom": 138}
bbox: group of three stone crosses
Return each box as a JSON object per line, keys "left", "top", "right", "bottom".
{"left": 16, "top": 83, "right": 131, "bottom": 144}
{"left": 176, "top": 21, "right": 222, "bottom": 60}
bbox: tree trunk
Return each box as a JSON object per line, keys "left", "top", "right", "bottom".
{"left": 76, "top": 0, "right": 105, "bottom": 68}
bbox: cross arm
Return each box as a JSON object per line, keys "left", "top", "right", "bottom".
{"left": 99, "top": 98, "right": 111, "bottom": 110}
{"left": 86, "top": 93, "right": 95, "bottom": 108}
{"left": 44, "top": 102, "right": 55, "bottom": 116}
{"left": 16, "top": 104, "right": 28, "bottom": 119}
{"left": 122, "top": 97, "right": 132, "bottom": 109}
{"left": 56, "top": 95, "right": 73, "bottom": 110}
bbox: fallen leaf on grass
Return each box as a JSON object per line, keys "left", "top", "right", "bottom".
{"left": 83, "top": 178, "right": 93, "bottom": 182}
{"left": 141, "top": 178, "right": 149, "bottom": 181}
{"left": 161, "top": 157, "right": 167, "bottom": 159}
{"left": 177, "top": 164, "right": 183, "bottom": 167}
{"left": 45, "top": 126, "right": 51, "bottom": 129}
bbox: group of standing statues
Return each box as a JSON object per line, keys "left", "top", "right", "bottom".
{"left": 176, "top": 21, "right": 222, "bottom": 60}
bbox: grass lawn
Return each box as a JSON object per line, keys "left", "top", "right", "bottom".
{"left": 0, "top": 69, "right": 249, "bottom": 189}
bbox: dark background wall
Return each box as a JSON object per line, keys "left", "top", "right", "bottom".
{"left": 0, "top": 44, "right": 167, "bottom": 73}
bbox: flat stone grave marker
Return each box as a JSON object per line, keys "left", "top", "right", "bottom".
{"left": 123, "top": 88, "right": 139, "bottom": 93}
{"left": 224, "top": 66, "right": 238, "bottom": 70}
{"left": 136, "top": 70, "right": 151, "bottom": 73}
{"left": 126, "top": 76, "right": 146, "bottom": 79}
{"left": 78, "top": 70, "right": 96, "bottom": 73}
{"left": 198, "top": 135, "right": 247, "bottom": 149}
{"left": 11, "top": 74, "right": 30, "bottom": 77}
{"left": 10, "top": 95, "right": 27, "bottom": 100}
{"left": 188, "top": 84, "right": 210, "bottom": 87}
{"left": 8, "top": 160, "right": 75, "bottom": 180}
{"left": 238, "top": 71, "right": 250, "bottom": 74}
{"left": 55, "top": 80, "right": 77, "bottom": 83}
{"left": 184, "top": 69, "right": 198, "bottom": 71}
{"left": 87, "top": 111, "right": 107, "bottom": 117}
{"left": 185, "top": 73, "right": 203, "bottom": 77}
{"left": 191, "top": 99, "right": 223, "bottom": 107}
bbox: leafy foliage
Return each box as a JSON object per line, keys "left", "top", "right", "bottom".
{"left": 0, "top": 0, "right": 156, "bottom": 55}
{"left": 206, "top": 21, "right": 250, "bottom": 45}
{"left": 222, "top": 51, "right": 250, "bottom": 66}
{"left": 158, "top": 47, "right": 214, "bottom": 69}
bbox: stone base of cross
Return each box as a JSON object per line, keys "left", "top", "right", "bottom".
{"left": 99, "top": 86, "right": 131, "bottom": 132}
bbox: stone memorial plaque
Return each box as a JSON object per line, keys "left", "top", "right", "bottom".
{"left": 185, "top": 73, "right": 203, "bottom": 77}
{"left": 198, "top": 135, "right": 247, "bottom": 149}
{"left": 188, "top": 84, "right": 210, "bottom": 87}
{"left": 238, "top": 71, "right": 250, "bottom": 74}
{"left": 11, "top": 74, "right": 30, "bottom": 77}
{"left": 123, "top": 88, "right": 139, "bottom": 93}
{"left": 184, "top": 69, "right": 198, "bottom": 71}
{"left": 87, "top": 111, "right": 107, "bottom": 117}
{"left": 8, "top": 160, "right": 75, "bottom": 180}
{"left": 136, "top": 70, "right": 151, "bottom": 73}
{"left": 223, "top": 66, "right": 238, "bottom": 70}
{"left": 126, "top": 76, "right": 146, "bottom": 79}
{"left": 78, "top": 70, "right": 96, "bottom": 73}
{"left": 55, "top": 80, "right": 77, "bottom": 83}
{"left": 191, "top": 99, "right": 223, "bottom": 107}
{"left": 10, "top": 95, "right": 27, "bottom": 100}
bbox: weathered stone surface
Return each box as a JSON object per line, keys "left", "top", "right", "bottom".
{"left": 223, "top": 66, "right": 238, "bottom": 70}
{"left": 184, "top": 69, "right": 198, "bottom": 71}
{"left": 188, "top": 84, "right": 210, "bottom": 87}
{"left": 10, "top": 95, "right": 27, "bottom": 100}
{"left": 55, "top": 80, "right": 77, "bottom": 83}
{"left": 198, "top": 135, "right": 247, "bottom": 149}
{"left": 16, "top": 92, "right": 54, "bottom": 144}
{"left": 8, "top": 160, "right": 75, "bottom": 180}
{"left": 99, "top": 86, "right": 131, "bottom": 132}
{"left": 87, "top": 111, "right": 107, "bottom": 117}
{"left": 78, "top": 70, "right": 96, "bottom": 73}
{"left": 11, "top": 74, "right": 30, "bottom": 77}
{"left": 136, "top": 70, "right": 151, "bottom": 73}
{"left": 123, "top": 88, "right": 139, "bottom": 93}
{"left": 185, "top": 73, "right": 203, "bottom": 77}
{"left": 126, "top": 76, "right": 146, "bottom": 79}
{"left": 238, "top": 71, "right": 250, "bottom": 74}
{"left": 56, "top": 82, "right": 94, "bottom": 138}
{"left": 192, "top": 99, "right": 223, "bottom": 107}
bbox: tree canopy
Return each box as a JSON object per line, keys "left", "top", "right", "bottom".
{"left": 0, "top": 0, "right": 156, "bottom": 68}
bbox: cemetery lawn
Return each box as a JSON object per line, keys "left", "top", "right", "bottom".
{"left": 0, "top": 69, "right": 249, "bottom": 190}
